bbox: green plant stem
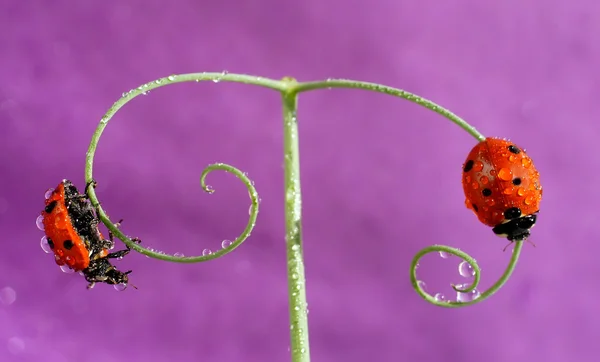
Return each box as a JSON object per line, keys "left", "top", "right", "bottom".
{"left": 291, "top": 79, "right": 485, "bottom": 142}
{"left": 281, "top": 78, "right": 310, "bottom": 362}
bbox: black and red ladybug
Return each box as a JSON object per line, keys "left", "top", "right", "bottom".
{"left": 37, "top": 179, "right": 140, "bottom": 289}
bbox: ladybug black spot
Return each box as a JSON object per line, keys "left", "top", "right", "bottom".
{"left": 472, "top": 203, "right": 479, "bottom": 212}
{"left": 482, "top": 188, "right": 492, "bottom": 197}
{"left": 504, "top": 207, "right": 522, "bottom": 220}
{"left": 508, "top": 145, "right": 521, "bottom": 154}
{"left": 63, "top": 240, "right": 74, "bottom": 250}
{"left": 463, "top": 160, "right": 474, "bottom": 172}
{"left": 47, "top": 238, "right": 55, "bottom": 249}
{"left": 44, "top": 200, "right": 57, "bottom": 214}
{"left": 512, "top": 178, "right": 522, "bottom": 186}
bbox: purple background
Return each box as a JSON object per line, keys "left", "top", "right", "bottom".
{"left": 1, "top": 0, "right": 597, "bottom": 361}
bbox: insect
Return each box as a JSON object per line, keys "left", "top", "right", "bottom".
{"left": 462, "top": 137, "right": 542, "bottom": 245}
{"left": 37, "top": 179, "right": 139, "bottom": 289}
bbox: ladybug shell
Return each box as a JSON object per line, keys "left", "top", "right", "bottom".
{"left": 462, "top": 137, "right": 542, "bottom": 227}
{"left": 42, "top": 180, "right": 94, "bottom": 271}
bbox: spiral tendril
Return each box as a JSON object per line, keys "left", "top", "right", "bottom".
{"left": 84, "top": 73, "right": 264, "bottom": 262}
{"left": 410, "top": 241, "right": 524, "bottom": 307}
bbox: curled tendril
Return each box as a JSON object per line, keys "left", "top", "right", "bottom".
{"left": 83, "top": 73, "right": 264, "bottom": 263}
{"left": 410, "top": 241, "right": 524, "bottom": 307}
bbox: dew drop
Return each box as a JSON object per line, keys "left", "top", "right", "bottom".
{"left": 0, "top": 287, "right": 16, "bottom": 305}
{"left": 439, "top": 251, "right": 450, "bottom": 259}
{"left": 155, "top": 79, "right": 162, "bottom": 85}
{"left": 44, "top": 188, "right": 54, "bottom": 199}
{"left": 40, "top": 236, "right": 52, "bottom": 253}
{"left": 524, "top": 195, "right": 534, "bottom": 205}
{"left": 113, "top": 283, "right": 127, "bottom": 292}
{"left": 498, "top": 168, "right": 513, "bottom": 181}
{"left": 59, "top": 265, "right": 74, "bottom": 274}
{"left": 479, "top": 176, "right": 489, "bottom": 185}
{"left": 471, "top": 182, "right": 479, "bottom": 190}
{"left": 202, "top": 248, "right": 212, "bottom": 256}
{"left": 455, "top": 284, "right": 481, "bottom": 302}
{"left": 458, "top": 261, "right": 475, "bottom": 278}
{"left": 473, "top": 161, "right": 484, "bottom": 172}
{"left": 167, "top": 75, "right": 176, "bottom": 81}
{"left": 36, "top": 215, "right": 45, "bottom": 231}
{"left": 503, "top": 187, "right": 515, "bottom": 195}
{"left": 517, "top": 188, "right": 526, "bottom": 197}
{"left": 489, "top": 169, "right": 497, "bottom": 176}
{"left": 508, "top": 155, "right": 517, "bottom": 162}
{"left": 416, "top": 280, "right": 427, "bottom": 291}
{"left": 434, "top": 293, "right": 446, "bottom": 302}
{"left": 522, "top": 157, "right": 532, "bottom": 168}
{"left": 174, "top": 252, "right": 184, "bottom": 257}
{"left": 465, "top": 175, "right": 471, "bottom": 183}
{"left": 7, "top": 337, "right": 24, "bottom": 355}
{"left": 221, "top": 239, "right": 232, "bottom": 249}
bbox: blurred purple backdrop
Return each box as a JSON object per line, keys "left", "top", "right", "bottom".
{"left": 1, "top": 0, "right": 598, "bottom": 361}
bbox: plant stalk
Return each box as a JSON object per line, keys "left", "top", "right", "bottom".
{"left": 281, "top": 82, "right": 310, "bottom": 362}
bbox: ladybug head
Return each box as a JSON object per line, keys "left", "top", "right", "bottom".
{"left": 492, "top": 211, "right": 538, "bottom": 242}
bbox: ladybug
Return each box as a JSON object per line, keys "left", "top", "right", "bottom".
{"left": 462, "top": 137, "right": 542, "bottom": 243}
{"left": 37, "top": 179, "right": 140, "bottom": 289}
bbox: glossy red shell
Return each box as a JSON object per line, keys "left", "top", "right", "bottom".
{"left": 42, "top": 182, "right": 91, "bottom": 271}
{"left": 462, "top": 137, "right": 542, "bottom": 227}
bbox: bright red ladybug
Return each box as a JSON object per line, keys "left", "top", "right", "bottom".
{"left": 462, "top": 137, "right": 542, "bottom": 243}
{"left": 37, "top": 179, "right": 139, "bottom": 289}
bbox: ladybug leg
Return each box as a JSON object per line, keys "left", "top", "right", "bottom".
{"left": 85, "top": 179, "right": 98, "bottom": 194}
{"left": 108, "top": 219, "right": 142, "bottom": 245}
{"left": 105, "top": 248, "right": 132, "bottom": 260}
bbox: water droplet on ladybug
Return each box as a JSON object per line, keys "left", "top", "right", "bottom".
{"left": 36, "top": 215, "right": 45, "bottom": 231}
{"left": 521, "top": 158, "right": 532, "bottom": 168}
{"left": 465, "top": 175, "right": 471, "bottom": 183}
{"left": 434, "top": 293, "right": 446, "bottom": 302}
{"left": 114, "top": 283, "right": 127, "bottom": 291}
{"left": 40, "top": 236, "right": 52, "bottom": 253}
{"left": 524, "top": 195, "right": 534, "bottom": 205}
{"left": 484, "top": 198, "right": 495, "bottom": 206}
{"left": 517, "top": 188, "right": 526, "bottom": 197}
{"left": 44, "top": 188, "right": 54, "bottom": 199}
{"left": 503, "top": 187, "right": 515, "bottom": 195}
{"left": 458, "top": 261, "right": 475, "bottom": 278}
{"left": 464, "top": 199, "right": 472, "bottom": 209}
{"left": 471, "top": 182, "right": 479, "bottom": 190}
{"left": 202, "top": 248, "right": 212, "bottom": 256}
{"left": 498, "top": 168, "right": 513, "bottom": 181}
{"left": 59, "top": 265, "right": 74, "bottom": 274}
{"left": 508, "top": 155, "right": 517, "bottom": 162}
{"left": 473, "top": 161, "right": 484, "bottom": 172}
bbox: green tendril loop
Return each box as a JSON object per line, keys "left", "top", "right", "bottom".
{"left": 410, "top": 241, "right": 524, "bottom": 307}
{"left": 83, "top": 71, "right": 521, "bottom": 362}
